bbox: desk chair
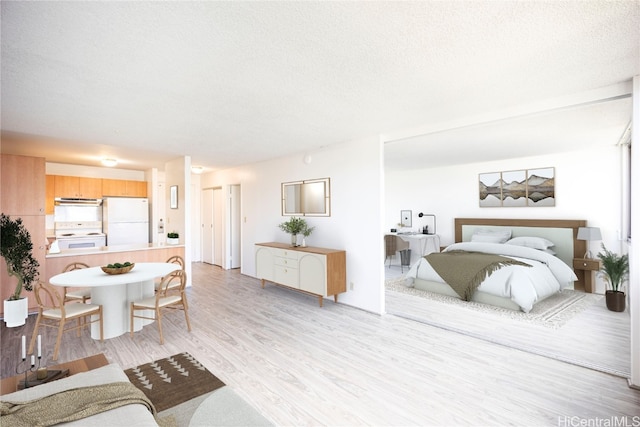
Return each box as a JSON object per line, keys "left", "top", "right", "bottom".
{"left": 384, "top": 235, "right": 410, "bottom": 271}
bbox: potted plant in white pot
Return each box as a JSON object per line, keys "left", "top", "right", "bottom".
{"left": 167, "top": 232, "right": 179, "bottom": 245}
{"left": 597, "top": 244, "right": 629, "bottom": 312}
{"left": 1, "top": 213, "right": 40, "bottom": 327}
{"left": 278, "top": 217, "right": 307, "bottom": 247}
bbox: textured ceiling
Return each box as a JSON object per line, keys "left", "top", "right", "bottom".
{"left": 1, "top": 1, "right": 639, "bottom": 171}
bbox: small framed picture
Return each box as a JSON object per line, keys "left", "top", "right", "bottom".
{"left": 400, "top": 210, "right": 412, "bottom": 227}
{"left": 170, "top": 185, "right": 178, "bottom": 209}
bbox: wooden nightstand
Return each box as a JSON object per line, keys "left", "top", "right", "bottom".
{"left": 573, "top": 258, "right": 601, "bottom": 293}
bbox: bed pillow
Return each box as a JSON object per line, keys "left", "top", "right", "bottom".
{"left": 470, "top": 229, "right": 512, "bottom": 243}
{"left": 506, "top": 236, "right": 555, "bottom": 250}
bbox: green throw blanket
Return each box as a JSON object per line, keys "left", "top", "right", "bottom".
{"left": 425, "top": 251, "right": 531, "bottom": 301}
{"left": 0, "top": 381, "right": 156, "bottom": 427}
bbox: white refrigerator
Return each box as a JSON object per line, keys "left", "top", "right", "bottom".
{"left": 103, "top": 197, "right": 149, "bottom": 246}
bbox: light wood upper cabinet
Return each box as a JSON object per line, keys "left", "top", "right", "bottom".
{"left": 126, "top": 180, "right": 147, "bottom": 197}
{"left": 79, "top": 177, "right": 103, "bottom": 198}
{"left": 53, "top": 175, "right": 102, "bottom": 199}
{"left": 1, "top": 154, "right": 46, "bottom": 215}
{"left": 102, "top": 179, "right": 147, "bottom": 197}
{"left": 46, "top": 175, "right": 55, "bottom": 214}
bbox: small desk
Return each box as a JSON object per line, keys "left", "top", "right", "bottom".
{"left": 50, "top": 263, "right": 180, "bottom": 339}
{"left": 0, "top": 353, "right": 108, "bottom": 396}
{"left": 395, "top": 233, "right": 440, "bottom": 264}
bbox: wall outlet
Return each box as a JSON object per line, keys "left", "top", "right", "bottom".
{"left": 350, "top": 282, "right": 354, "bottom": 290}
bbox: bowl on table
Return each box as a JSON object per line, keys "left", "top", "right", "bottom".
{"left": 101, "top": 263, "right": 135, "bottom": 275}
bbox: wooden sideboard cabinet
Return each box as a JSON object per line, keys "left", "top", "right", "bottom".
{"left": 255, "top": 242, "right": 346, "bottom": 307}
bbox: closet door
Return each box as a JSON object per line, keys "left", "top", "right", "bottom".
{"left": 213, "top": 187, "right": 223, "bottom": 267}
{"left": 202, "top": 189, "right": 214, "bottom": 265}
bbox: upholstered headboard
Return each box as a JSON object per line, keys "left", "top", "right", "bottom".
{"left": 454, "top": 218, "right": 587, "bottom": 290}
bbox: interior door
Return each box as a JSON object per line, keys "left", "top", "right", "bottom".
{"left": 202, "top": 189, "right": 214, "bottom": 264}
{"left": 213, "top": 188, "right": 223, "bottom": 266}
{"left": 229, "top": 184, "right": 241, "bottom": 268}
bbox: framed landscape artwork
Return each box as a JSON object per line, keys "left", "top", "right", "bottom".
{"left": 479, "top": 167, "right": 555, "bottom": 207}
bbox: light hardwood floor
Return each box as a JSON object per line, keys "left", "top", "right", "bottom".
{"left": 2, "top": 263, "right": 639, "bottom": 426}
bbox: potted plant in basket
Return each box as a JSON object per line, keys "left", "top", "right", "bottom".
{"left": 597, "top": 244, "right": 629, "bottom": 312}
{"left": 1, "top": 213, "right": 40, "bottom": 327}
{"left": 167, "top": 232, "right": 179, "bottom": 245}
{"left": 278, "top": 217, "right": 307, "bottom": 247}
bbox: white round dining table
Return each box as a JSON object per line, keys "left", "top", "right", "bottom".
{"left": 49, "top": 262, "right": 181, "bottom": 339}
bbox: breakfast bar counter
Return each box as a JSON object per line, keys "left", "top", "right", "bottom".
{"left": 46, "top": 242, "right": 185, "bottom": 258}
{"left": 45, "top": 243, "right": 185, "bottom": 292}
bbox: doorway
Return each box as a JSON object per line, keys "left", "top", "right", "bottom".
{"left": 201, "top": 185, "right": 241, "bottom": 269}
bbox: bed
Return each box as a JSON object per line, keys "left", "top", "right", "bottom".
{"left": 404, "top": 218, "right": 587, "bottom": 312}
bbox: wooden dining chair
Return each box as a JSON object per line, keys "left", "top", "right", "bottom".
{"left": 29, "top": 281, "right": 104, "bottom": 361}
{"left": 62, "top": 262, "right": 92, "bottom": 303}
{"left": 131, "top": 269, "right": 191, "bottom": 345}
{"left": 154, "top": 255, "right": 185, "bottom": 292}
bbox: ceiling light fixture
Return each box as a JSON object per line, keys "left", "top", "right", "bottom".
{"left": 102, "top": 158, "right": 118, "bottom": 167}
{"left": 191, "top": 166, "right": 203, "bottom": 174}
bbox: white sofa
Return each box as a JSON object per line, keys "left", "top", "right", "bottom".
{"left": 1, "top": 363, "right": 158, "bottom": 426}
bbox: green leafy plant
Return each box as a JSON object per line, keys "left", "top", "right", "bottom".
{"left": 1, "top": 213, "right": 40, "bottom": 300}
{"left": 597, "top": 244, "right": 629, "bottom": 292}
{"left": 278, "top": 217, "right": 307, "bottom": 235}
{"left": 167, "top": 232, "right": 179, "bottom": 239}
{"left": 301, "top": 223, "right": 315, "bottom": 237}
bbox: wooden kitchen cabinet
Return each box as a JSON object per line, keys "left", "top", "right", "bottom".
{"left": 1, "top": 154, "right": 46, "bottom": 215}
{"left": 53, "top": 175, "right": 102, "bottom": 199}
{"left": 1, "top": 154, "right": 47, "bottom": 316}
{"left": 46, "top": 175, "right": 55, "bottom": 214}
{"left": 102, "top": 179, "right": 147, "bottom": 197}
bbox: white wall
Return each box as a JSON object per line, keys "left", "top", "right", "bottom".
{"left": 165, "top": 156, "right": 192, "bottom": 287}
{"left": 385, "top": 145, "right": 624, "bottom": 294}
{"left": 200, "top": 136, "right": 386, "bottom": 314}
{"left": 46, "top": 162, "right": 145, "bottom": 180}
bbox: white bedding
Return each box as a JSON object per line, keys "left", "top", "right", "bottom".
{"left": 405, "top": 242, "right": 578, "bottom": 312}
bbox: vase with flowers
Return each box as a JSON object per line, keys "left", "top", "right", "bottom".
{"left": 278, "top": 217, "right": 308, "bottom": 247}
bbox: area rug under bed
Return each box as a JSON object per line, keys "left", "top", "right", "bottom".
{"left": 386, "top": 276, "right": 602, "bottom": 329}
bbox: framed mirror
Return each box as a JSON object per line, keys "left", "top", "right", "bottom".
{"left": 170, "top": 185, "right": 178, "bottom": 209}
{"left": 282, "top": 177, "right": 330, "bottom": 216}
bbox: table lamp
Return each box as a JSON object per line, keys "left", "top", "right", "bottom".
{"left": 577, "top": 226, "right": 602, "bottom": 259}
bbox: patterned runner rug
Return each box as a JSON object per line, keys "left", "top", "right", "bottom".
{"left": 124, "top": 352, "right": 225, "bottom": 412}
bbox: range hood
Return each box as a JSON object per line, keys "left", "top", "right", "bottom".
{"left": 54, "top": 198, "right": 103, "bottom": 206}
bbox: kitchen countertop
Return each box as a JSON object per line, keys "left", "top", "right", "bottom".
{"left": 46, "top": 243, "right": 185, "bottom": 258}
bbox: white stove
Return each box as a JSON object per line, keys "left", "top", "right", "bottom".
{"left": 54, "top": 221, "right": 106, "bottom": 249}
